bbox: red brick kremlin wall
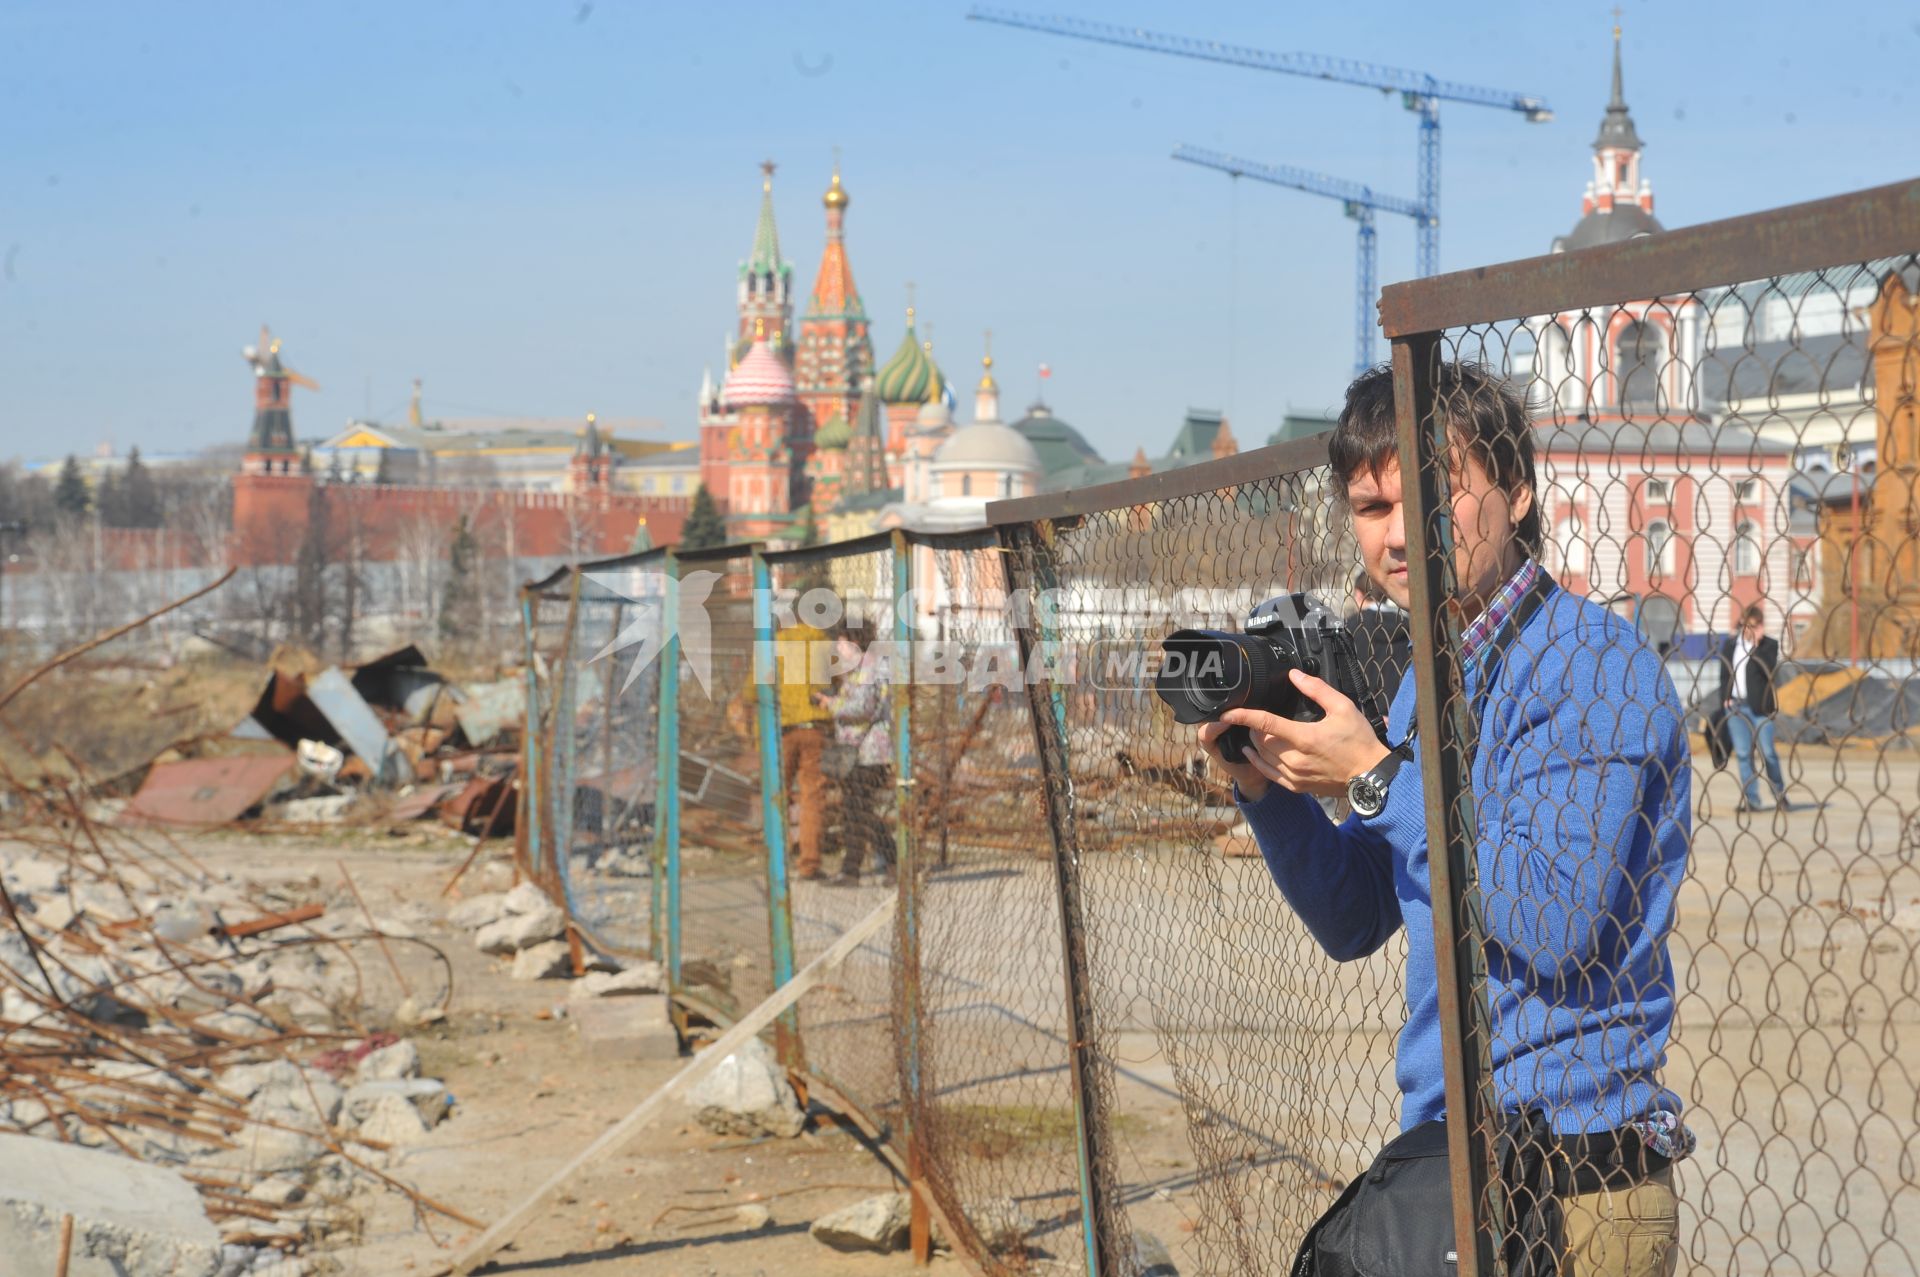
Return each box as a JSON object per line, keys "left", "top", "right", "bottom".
{"left": 231, "top": 474, "right": 689, "bottom": 567}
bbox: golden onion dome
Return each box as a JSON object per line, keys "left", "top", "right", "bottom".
{"left": 823, "top": 170, "right": 849, "bottom": 210}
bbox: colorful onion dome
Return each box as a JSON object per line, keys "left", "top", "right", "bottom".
{"left": 722, "top": 322, "right": 796, "bottom": 408}
{"left": 876, "top": 307, "right": 946, "bottom": 405}
{"left": 814, "top": 414, "right": 852, "bottom": 450}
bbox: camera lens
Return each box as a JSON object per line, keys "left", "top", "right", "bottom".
{"left": 1156, "top": 630, "right": 1252, "bottom": 723}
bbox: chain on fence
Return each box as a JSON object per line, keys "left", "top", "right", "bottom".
{"left": 908, "top": 528, "right": 1088, "bottom": 1272}
{"left": 1001, "top": 468, "right": 1415, "bottom": 1276}
{"left": 1392, "top": 254, "right": 1920, "bottom": 1274}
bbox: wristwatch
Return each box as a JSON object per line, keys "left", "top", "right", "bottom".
{"left": 1347, "top": 747, "right": 1410, "bottom": 819}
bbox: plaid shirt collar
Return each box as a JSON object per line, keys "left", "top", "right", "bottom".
{"left": 1458, "top": 558, "right": 1541, "bottom": 666}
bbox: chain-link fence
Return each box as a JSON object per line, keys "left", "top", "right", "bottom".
{"left": 516, "top": 178, "right": 1920, "bottom": 1277}
{"left": 1376, "top": 181, "right": 1920, "bottom": 1275}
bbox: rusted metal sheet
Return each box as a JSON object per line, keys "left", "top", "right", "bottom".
{"left": 387, "top": 781, "right": 463, "bottom": 822}
{"left": 246, "top": 671, "right": 337, "bottom": 748}
{"left": 440, "top": 773, "right": 517, "bottom": 835}
{"left": 984, "top": 433, "right": 1332, "bottom": 526}
{"left": 1378, "top": 176, "right": 1920, "bottom": 337}
{"left": 306, "top": 668, "right": 401, "bottom": 784}
{"left": 121, "top": 753, "right": 295, "bottom": 827}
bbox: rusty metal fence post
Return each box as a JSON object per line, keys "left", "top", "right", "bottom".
{"left": 1390, "top": 335, "right": 1506, "bottom": 1277}
{"left": 1002, "top": 518, "right": 1111, "bottom": 1277}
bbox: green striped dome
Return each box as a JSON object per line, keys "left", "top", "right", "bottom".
{"left": 814, "top": 414, "right": 852, "bottom": 450}
{"left": 875, "top": 324, "right": 945, "bottom": 406}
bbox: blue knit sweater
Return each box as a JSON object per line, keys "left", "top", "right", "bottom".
{"left": 1239, "top": 584, "right": 1690, "bottom": 1134}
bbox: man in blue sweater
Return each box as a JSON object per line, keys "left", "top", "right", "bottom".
{"left": 1199, "top": 365, "right": 1692, "bottom": 1276}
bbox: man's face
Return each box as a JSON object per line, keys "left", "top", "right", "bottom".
{"left": 1346, "top": 452, "right": 1531, "bottom": 612}
{"left": 1742, "top": 615, "right": 1764, "bottom": 642}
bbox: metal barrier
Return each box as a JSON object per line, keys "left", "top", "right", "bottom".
{"left": 1379, "top": 178, "right": 1920, "bottom": 1276}
{"left": 515, "top": 177, "right": 1920, "bottom": 1276}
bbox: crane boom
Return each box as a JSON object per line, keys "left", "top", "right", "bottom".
{"left": 968, "top": 6, "right": 1552, "bottom": 277}
{"left": 968, "top": 6, "right": 1552, "bottom": 116}
{"left": 1173, "top": 146, "right": 1422, "bottom": 220}
{"left": 1174, "top": 145, "right": 1418, "bottom": 373}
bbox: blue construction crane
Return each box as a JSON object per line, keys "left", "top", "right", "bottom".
{"left": 967, "top": 6, "right": 1552, "bottom": 277}
{"left": 1174, "top": 146, "right": 1420, "bottom": 374}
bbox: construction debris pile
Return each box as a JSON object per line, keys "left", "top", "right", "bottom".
{"left": 106, "top": 644, "right": 523, "bottom": 839}
{"left": 0, "top": 773, "right": 476, "bottom": 1276}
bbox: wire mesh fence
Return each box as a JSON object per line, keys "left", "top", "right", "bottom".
{"left": 764, "top": 536, "right": 906, "bottom": 1128}
{"left": 511, "top": 178, "right": 1920, "bottom": 1277}
{"left": 1378, "top": 185, "right": 1920, "bottom": 1275}
{"left": 670, "top": 544, "right": 776, "bottom": 1023}
{"left": 908, "top": 529, "right": 1089, "bottom": 1272}
{"left": 999, "top": 468, "right": 1415, "bottom": 1276}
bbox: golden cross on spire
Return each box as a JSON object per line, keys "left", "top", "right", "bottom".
{"left": 1611, "top": 4, "right": 1622, "bottom": 36}
{"left": 905, "top": 280, "right": 916, "bottom": 324}
{"left": 760, "top": 159, "right": 776, "bottom": 191}
{"left": 982, "top": 329, "right": 994, "bottom": 371}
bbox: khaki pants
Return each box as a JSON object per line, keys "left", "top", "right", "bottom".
{"left": 1562, "top": 1167, "right": 1679, "bottom": 1277}
{"left": 781, "top": 726, "right": 826, "bottom": 876}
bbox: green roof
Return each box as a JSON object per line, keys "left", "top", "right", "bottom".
{"left": 1010, "top": 404, "right": 1104, "bottom": 475}
{"left": 1166, "top": 408, "right": 1225, "bottom": 460}
{"left": 1268, "top": 412, "right": 1338, "bottom": 446}
{"left": 875, "top": 325, "right": 944, "bottom": 405}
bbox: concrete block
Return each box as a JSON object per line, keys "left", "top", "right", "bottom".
{"left": 0, "top": 1133, "right": 223, "bottom": 1276}
{"left": 571, "top": 995, "right": 679, "bottom": 1061}
{"left": 810, "top": 1193, "right": 910, "bottom": 1253}
{"left": 510, "top": 940, "right": 572, "bottom": 980}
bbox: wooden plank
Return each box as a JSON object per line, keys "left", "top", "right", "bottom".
{"left": 441, "top": 896, "right": 896, "bottom": 1276}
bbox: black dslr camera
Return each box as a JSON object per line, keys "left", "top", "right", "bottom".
{"left": 1155, "top": 593, "right": 1383, "bottom": 762}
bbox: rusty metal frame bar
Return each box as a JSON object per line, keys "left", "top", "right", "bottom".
{"left": 985, "top": 434, "right": 1333, "bottom": 527}
{"left": 1379, "top": 176, "right": 1920, "bottom": 336}
{"left": 1001, "top": 519, "right": 1111, "bottom": 1277}
{"left": 1392, "top": 336, "right": 1505, "bottom": 1276}
{"left": 889, "top": 528, "right": 933, "bottom": 1265}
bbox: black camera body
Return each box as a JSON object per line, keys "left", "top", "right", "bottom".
{"left": 1155, "top": 592, "right": 1383, "bottom": 763}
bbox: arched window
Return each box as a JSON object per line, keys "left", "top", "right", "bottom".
{"left": 1616, "top": 320, "right": 1665, "bottom": 414}
{"left": 1000, "top": 474, "right": 1013, "bottom": 498}
{"left": 1734, "top": 521, "right": 1760, "bottom": 576}
{"left": 961, "top": 474, "right": 972, "bottom": 497}
{"left": 1646, "top": 519, "right": 1674, "bottom": 578}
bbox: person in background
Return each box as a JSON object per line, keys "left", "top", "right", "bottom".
{"left": 1718, "top": 603, "right": 1788, "bottom": 813}
{"left": 773, "top": 612, "right": 832, "bottom": 880}
{"left": 820, "top": 624, "right": 896, "bottom": 887}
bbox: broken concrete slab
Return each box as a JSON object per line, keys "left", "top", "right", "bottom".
{"left": 275, "top": 795, "right": 353, "bottom": 824}
{"left": 500, "top": 882, "right": 553, "bottom": 916}
{"left": 351, "top": 1092, "right": 430, "bottom": 1146}
{"left": 571, "top": 995, "right": 678, "bottom": 1061}
{"left": 683, "top": 1036, "right": 803, "bottom": 1137}
{"left": 809, "top": 1193, "right": 911, "bottom": 1253}
{"left": 240, "top": 1061, "right": 343, "bottom": 1127}
{"left": 967, "top": 1198, "right": 1038, "bottom": 1254}
{"left": 343, "top": 1078, "right": 451, "bottom": 1128}
{"left": 0, "top": 1133, "right": 223, "bottom": 1276}
{"left": 475, "top": 900, "right": 565, "bottom": 955}
{"left": 355, "top": 1040, "right": 420, "bottom": 1083}
{"left": 567, "top": 963, "right": 664, "bottom": 1000}
{"left": 446, "top": 892, "right": 509, "bottom": 931}
{"left": 510, "top": 940, "right": 573, "bottom": 981}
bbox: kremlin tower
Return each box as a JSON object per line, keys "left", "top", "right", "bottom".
{"left": 794, "top": 159, "right": 874, "bottom": 450}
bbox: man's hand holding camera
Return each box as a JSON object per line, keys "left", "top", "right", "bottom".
{"left": 1198, "top": 670, "right": 1389, "bottom": 802}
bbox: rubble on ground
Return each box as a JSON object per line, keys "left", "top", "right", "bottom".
{"left": 683, "top": 1037, "right": 806, "bottom": 1139}
{"left": 809, "top": 1192, "right": 912, "bottom": 1253}
{"left": 0, "top": 774, "right": 465, "bottom": 1271}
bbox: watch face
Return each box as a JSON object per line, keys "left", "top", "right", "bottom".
{"left": 1349, "top": 776, "right": 1384, "bottom": 817}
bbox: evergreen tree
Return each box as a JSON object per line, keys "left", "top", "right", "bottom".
{"left": 95, "top": 469, "right": 126, "bottom": 527}
{"left": 53, "top": 456, "right": 90, "bottom": 517}
{"left": 628, "top": 518, "right": 654, "bottom": 554}
{"left": 373, "top": 449, "right": 392, "bottom": 485}
{"left": 440, "top": 515, "right": 481, "bottom": 641}
{"left": 121, "top": 446, "right": 161, "bottom": 528}
{"left": 680, "top": 484, "right": 726, "bottom": 550}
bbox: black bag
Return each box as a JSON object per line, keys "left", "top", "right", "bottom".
{"left": 1704, "top": 706, "right": 1731, "bottom": 770}
{"left": 1293, "top": 1111, "right": 1565, "bottom": 1277}
{"left": 820, "top": 740, "right": 860, "bottom": 781}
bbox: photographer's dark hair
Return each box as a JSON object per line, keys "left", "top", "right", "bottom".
{"left": 1329, "top": 362, "right": 1543, "bottom": 556}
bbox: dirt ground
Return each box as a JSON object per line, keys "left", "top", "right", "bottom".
{"left": 176, "top": 829, "right": 1001, "bottom": 1277}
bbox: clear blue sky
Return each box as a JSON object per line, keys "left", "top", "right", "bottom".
{"left": 1, "top": 1, "right": 1913, "bottom": 465}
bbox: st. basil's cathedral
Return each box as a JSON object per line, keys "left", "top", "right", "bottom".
{"left": 695, "top": 161, "right": 1065, "bottom": 542}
